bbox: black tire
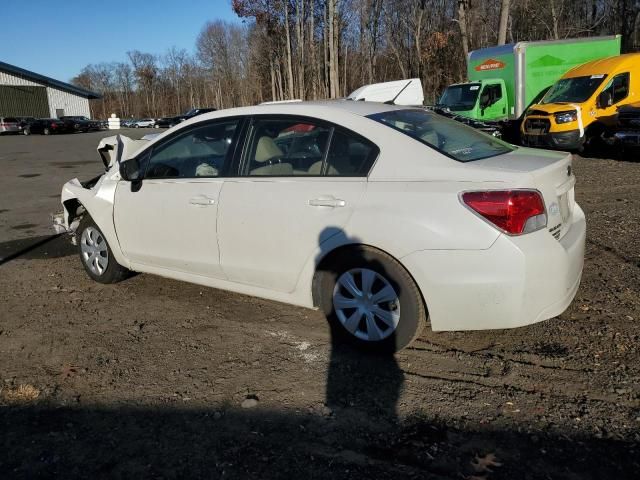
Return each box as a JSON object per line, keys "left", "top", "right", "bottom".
{"left": 77, "top": 216, "right": 130, "bottom": 284}
{"left": 23, "top": 128, "right": 30, "bottom": 136}
{"left": 43, "top": 127, "right": 50, "bottom": 135}
{"left": 318, "top": 246, "right": 427, "bottom": 353}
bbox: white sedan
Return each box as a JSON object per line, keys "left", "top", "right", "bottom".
{"left": 132, "top": 118, "right": 156, "bottom": 128}
{"left": 55, "top": 101, "right": 585, "bottom": 352}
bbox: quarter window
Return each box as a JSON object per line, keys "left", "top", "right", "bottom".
{"left": 325, "top": 130, "right": 378, "bottom": 176}
{"left": 145, "top": 120, "right": 239, "bottom": 179}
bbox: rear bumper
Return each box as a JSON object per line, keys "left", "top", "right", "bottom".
{"left": 521, "top": 129, "right": 583, "bottom": 151}
{"left": 402, "top": 204, "right": 586, "bottom": 331}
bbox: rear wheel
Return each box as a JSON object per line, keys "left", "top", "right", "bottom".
{"left": 43, "top": 127, "right": 50, "bottom": 135}
{"left": 23, "top": 128, "right": 30, "bottom": 136}
{"left": 77, "top": 217, "right": 130, "bottom": 284}
{"left": 318, "top": 246, "right": 427, "bottom": 352}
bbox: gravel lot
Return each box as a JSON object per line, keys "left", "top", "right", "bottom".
{"left": 1, "top": 131, "right": 639, "bottom": 479}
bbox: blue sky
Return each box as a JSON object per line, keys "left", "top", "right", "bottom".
{"left": 0, "top": 0, "right": 241, "bottom": 82}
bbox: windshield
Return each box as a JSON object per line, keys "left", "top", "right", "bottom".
{"left": 438, "top": 83, "right": 481, "bottom": 111}
{"left": 542, "top": 75, "right": 607, "bottom": 104}
{"left": 368, "top": 109, "right": 514, "bottom": 162}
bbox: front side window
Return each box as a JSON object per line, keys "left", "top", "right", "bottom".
{"left": 601, "top": 72, "right": 630, "bottom": 104}
{"left": 145, "top": 120, "right": 239, "bottom": 179}
{"left": 480, "top": 84, "right": 502, "bottom": 107}
{"left": 439, "top": 83, "right": 481, "bottom": 111}
{"left": 368, "top": 109, "right": 514, "bottom": 162}
{"left": 542, "top": 75, "right": 607, "bottom": 104}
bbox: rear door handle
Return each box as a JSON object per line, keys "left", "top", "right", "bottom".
{"left": 309, "top": 197, "right": 346, "bottom": 208}
{"left": 189, "top": 195, "right": 216, "bottom": 206}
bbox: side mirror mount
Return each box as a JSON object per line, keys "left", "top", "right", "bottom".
{"left": 597, "top": 90, "right": 613, "bottom": 109}
{"left": 119, "top": 158, "right": 141, "bottom": 182}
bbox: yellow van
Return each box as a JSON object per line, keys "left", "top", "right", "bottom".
{"left": 521, "top": 53, "right": 640, "bottom": 151}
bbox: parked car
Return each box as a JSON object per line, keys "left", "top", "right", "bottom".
{"left": 169, "top": 108, "right": 217, "bottom": 127}
{"left": 154, "top": 116, "right": 180, "bottom": 128}
{"left": 0, "top": 116, "right": 20, "bottom": 134}
{"left": 60, "top": 116, "right": 100, "bottom": 133}
{"left": 132, "top": 118, "right": 156, "bottom": 128}
{"left": 15, "top": 116, "right": 37, "bottom": 132}
{"left": 54, "top": 101, "right": 585, "bottom": 352}
{"left": 23, "top": 118, "right": 67, "bottom": 135}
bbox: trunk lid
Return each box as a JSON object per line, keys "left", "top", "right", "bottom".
{"left": 473, "top": 147, "right": 576, "bottom": 239}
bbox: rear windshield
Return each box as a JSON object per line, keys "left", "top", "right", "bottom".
{"left": 368, "top": 109, "right": 514, "bottom": 162}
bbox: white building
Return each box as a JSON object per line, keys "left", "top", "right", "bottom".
{"left": 0, "top": 61, "right": 100, "bottom": 118}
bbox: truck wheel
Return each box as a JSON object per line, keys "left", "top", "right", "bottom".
{"left": 77, "top": 216, "right": 130, "bottom": 284}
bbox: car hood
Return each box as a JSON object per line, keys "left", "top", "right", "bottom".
{"left": 527, "top": 103, "right": 581, "bottom": 115}
{"left": 97, "top": 135, "right": 149, "bottom": 169}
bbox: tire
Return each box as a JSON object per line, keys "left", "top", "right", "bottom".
{"left": 23, "top": 128, "right": 30, "bottom": 136}
{"left": 318, "top": 246, "right": 427, "bottom": 353}
{"left": 77, "top": 216, "right": 130, "bottom": 284}
{"left": 135, "top": 124, "right": 140, "bottom": 128}
{"left": 43, "top": 127, "right": 50, "bottom": 135}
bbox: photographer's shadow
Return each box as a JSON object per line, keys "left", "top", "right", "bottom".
{"left": 316, "top": 227, "right": 405, "bottom": 427}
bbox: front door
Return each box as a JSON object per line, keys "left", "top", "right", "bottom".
{"left": 217, "top": 116, "right": 379, "bottom": 292}
{"left": 114, "top": 119, "right": 241, "bottom": 278}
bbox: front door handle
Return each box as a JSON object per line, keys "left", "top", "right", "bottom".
{"left": 189, "top": 195, "right": 216, "bottom": 206}
{"left": 309, "top": 197, "right": 346, "bottom": 208}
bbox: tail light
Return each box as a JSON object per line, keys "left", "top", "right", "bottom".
{"left": 51, "top": 123, "right": 58, "bottom": 128}
{"left": 461, "top": 190, "right": 547, "bottom": 235}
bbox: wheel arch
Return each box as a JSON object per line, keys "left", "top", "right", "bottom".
{"left": 310, "top": 242, "right": 429, "bottom": 320}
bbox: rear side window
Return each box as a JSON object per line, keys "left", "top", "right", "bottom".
{"left": 3, "top": 117, "right": 17, "bottom": 123}
{"left": 368, "top": 109, "right": 514, "bottom": 162}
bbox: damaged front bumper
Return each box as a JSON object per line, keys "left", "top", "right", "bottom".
{"left": 52, "top": 211, "right": 81, "bottom": 244}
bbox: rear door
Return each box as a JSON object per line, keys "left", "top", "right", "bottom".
{"left": 114, "top": 118, "right": 243, "bottom": 278}
{"left": 217, "top": 116, "right": 379, "bottom": 292}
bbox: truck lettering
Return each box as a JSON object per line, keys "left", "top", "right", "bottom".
{"left": 475, "top": 59, "right": 506, "bottom": 71}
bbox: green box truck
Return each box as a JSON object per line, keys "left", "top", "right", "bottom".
{"left": 437, "top": 36, "right": 621, "bottom": 123}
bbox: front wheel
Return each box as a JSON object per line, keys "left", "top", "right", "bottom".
{"left": 319, "top": 246, "right": 427, "bottom": 352}
{"left": 43, "top": 127, "right": 50, "bottom": 135}
{"left": 77, "top": 217, "right": 130, "bottom": 284}
{"left": 23, "top": 128, "right": 30, "bottom": 136}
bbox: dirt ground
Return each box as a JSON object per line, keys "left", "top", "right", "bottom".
{"left": 0, "top": 131, "right": 639, "bottom": 479}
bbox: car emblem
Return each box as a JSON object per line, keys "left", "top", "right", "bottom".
{"left": 567, "top": 165, "right": 572, "bottom": 176}
{"left": 549, "top": 202, "right": 560, "bottom": 215}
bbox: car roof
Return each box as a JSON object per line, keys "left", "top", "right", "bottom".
{"left": 564, "top": 53, "right": 640, "bottom": 78}
{"left": 194, "top": 100, "right": 418, "bottom": 123}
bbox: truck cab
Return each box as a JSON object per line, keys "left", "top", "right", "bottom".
{"left": 438, "top": 79, "right": 508, "bottom": 122}
{"left": 521, "top": 53, "right": 640, "bottom": 151}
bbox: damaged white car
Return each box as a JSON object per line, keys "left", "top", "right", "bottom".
{"left": 55, "top": 100, "right": 585, "bottom": 352}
